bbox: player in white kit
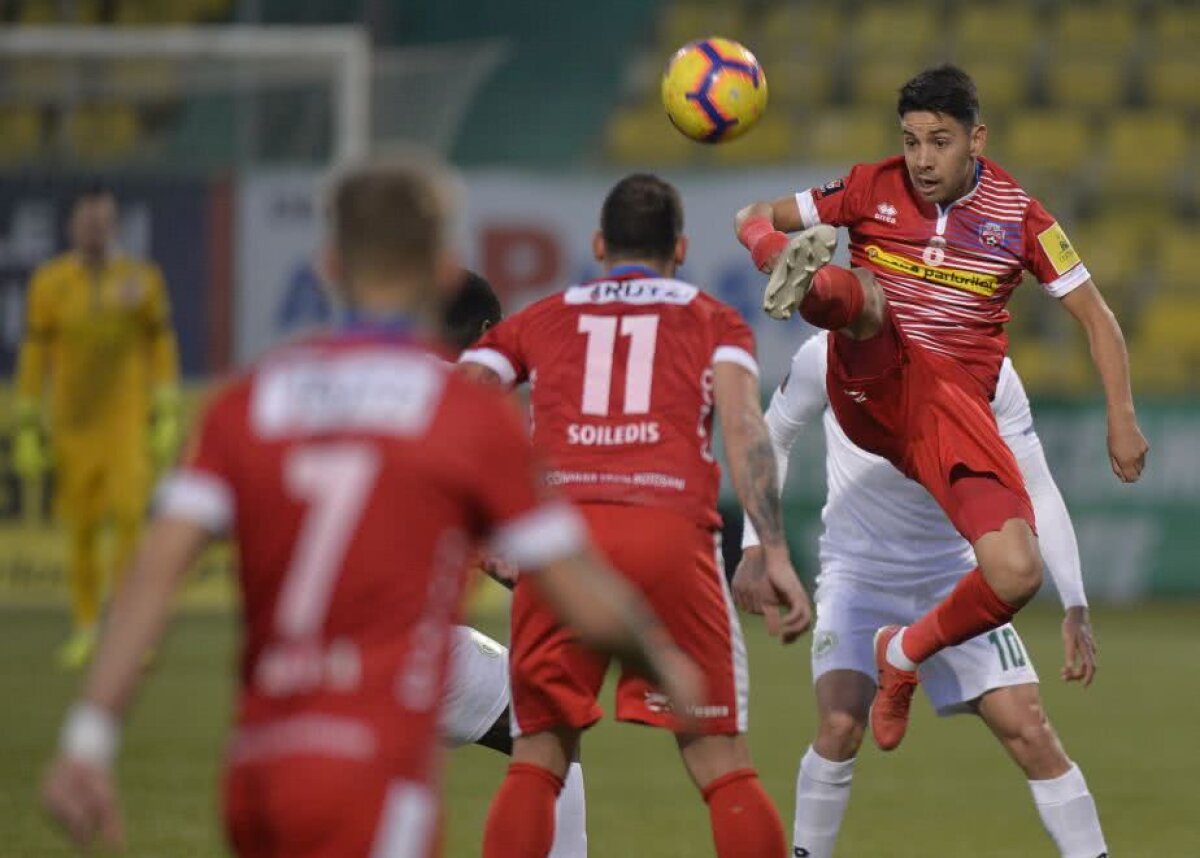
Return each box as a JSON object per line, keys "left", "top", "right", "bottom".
{"left": 737, "top": 330, "right": 1108, "bottom": 858}
{"left": 439, "top": 272, "right": 587, "bottom": 857}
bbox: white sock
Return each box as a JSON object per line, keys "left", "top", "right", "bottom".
{"left": 548, "top": 760, "right": 587, "bottom": 858}
{"left": 1029, "top": 763, "right": 1108, "bottom": 858}
{"left": 886, "top": 627, "right": 918, "bottom": 671}
{"left": 793, "top": 746, "right": 856, "bottom": 858}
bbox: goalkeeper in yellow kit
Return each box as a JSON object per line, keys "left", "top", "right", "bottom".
{"left": 13, "top": 188, "right": 181, "bottom": 669}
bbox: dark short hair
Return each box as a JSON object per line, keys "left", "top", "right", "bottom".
{"left": 600, "top": 173, "right": 683, "bottom": 262}
{"left": 442, "top": 270, "right": 502, "bottom": 354}
{"left": 897, "top": 64, "right": 980, "bottom": 129}
{"left": 70, "top": 182, "right": 116, "bottom": 213}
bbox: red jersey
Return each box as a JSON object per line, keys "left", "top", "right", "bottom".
{"left": 461, "top": 269, "right": 758, "bottom": 529}
{"left": 795, "top": 156, "right": 1090, "bottom": 394}
{"left": 155, "top": 330, "right": 583, "bottom": 765}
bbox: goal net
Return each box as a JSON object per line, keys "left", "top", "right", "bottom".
{"left": 0, "top": 25, "right": 508, "bottom": 167}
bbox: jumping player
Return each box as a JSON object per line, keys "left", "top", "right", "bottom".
{"left": 439, "top": 270, "right": 588, "bottom": 857}
{"left": 39, "top": 160, "right": 701, "bottom": 857}
{"left": 462, "top": 173, "right": 811, "bottom": 858}
{"left": 734, "top": 64, "right": 1147, "bottom": 751}
{"left": 737, "top": 329, "right": 1107, "bottom": 858}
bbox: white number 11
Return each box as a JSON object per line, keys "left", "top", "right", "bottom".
{"left": 578, "top": 314, "right": 659, "bottom": 416}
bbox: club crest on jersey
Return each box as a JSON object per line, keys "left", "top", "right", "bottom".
{"left": 817, "top": 178, "right": 844, "bottom": 198}
{"left": 874, "top": 202, "right": 898, "bottom": 224}
{"left": 979, "top": 221, "right": 1007, "bottom": 248}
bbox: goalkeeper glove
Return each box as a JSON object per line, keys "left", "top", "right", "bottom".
{"left": 150, "top": 386, "right": 182, "bottom": 470}
{"left": 12, "top": 398, "right": 50, "bottom": 480}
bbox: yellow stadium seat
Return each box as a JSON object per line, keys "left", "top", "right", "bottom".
{"left": 760, "top": 4, "right": 843, "bottom": 62}
{"left": 108, "top": 59, "right": 181, "bottom": 102}
{"left": 17, "top": 0, "right": 58, "bottom": 23}
{"left": 1007, "top": 336, "right": 1092, "bottom": 396}
{"left": 1151, "top": 5, "right": 1200, "bottom": 56}
{"left": 954, "top": 4, "right": 1039, "bottom": 60}
{"left": 63, "top": 104, "right": 141, "bottom": 163}
{"left": 0, "top": 107, "right": 43, "bottom": 162}
{"left": 762, "top": 58, "right": 835, "bottom": 108}
{"left": 1155, "top": 226, "right": 1200, "bottom": 296}
{"left": 1099, "top": 112, "right": 1190, "bottom": 192}
{"left": 710, "top": 115, "right": 794, "bottom": 166}
{"left": 965, "top": 60, "right": 1029, "bottom": 113}
{"left": 1053, "top": 5, "right": 1138, "bottom": 56}
{"left": 7, "top": 59, "right": 70, "bottom": 101}
{"left": 1143, "top": 55, "right": 1200, "bottom": 110}
{"left": 851, "top": 3, "right": 938, "bottom": 62}
{"left": 1069, "top": 217, "right": 1143, "bottom": 296}
{"left": 1044, "top": 56, "right": 1128, "bottom": 109}
{"left": 1132, "top": 297, "right": 1200, "bottom": 393}
{"left": 605, "top": 104, "right": 693, "bottom": 166}
{"left": 849, "top": 57, "right": 928, "bottom": 108}
{"left": 802, "top": 108, "right": 896, "bottom": 167}
{"left": 1000, "top": 111, "right": 1090, "bottom": 173}
{"left": 660, "top": 4, "right": 749, "bottom": 49}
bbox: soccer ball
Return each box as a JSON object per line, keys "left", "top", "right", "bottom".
{"left": 661, "top": 37, "right": 768, "bottom": 144}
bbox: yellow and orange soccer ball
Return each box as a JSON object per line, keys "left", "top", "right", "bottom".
{"left": 661, "top": 37, "right": 768, "bottom": 143}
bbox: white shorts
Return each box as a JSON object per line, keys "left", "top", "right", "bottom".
{"left": 810, "top": 576, "right": 1039, "bottom": 715}
{"left": 441, "top": 626, "right": 510, "bottom": 746}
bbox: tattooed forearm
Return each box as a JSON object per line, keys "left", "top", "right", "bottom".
{"left": 736, "top": 414, "right": 786, "bottom": 548}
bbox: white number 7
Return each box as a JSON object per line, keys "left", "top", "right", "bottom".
{"left": 276, "top": 444, "right": 380, "bottom": 638}
{"left": 578, "top": 314, "right": 659, "bottom": 416}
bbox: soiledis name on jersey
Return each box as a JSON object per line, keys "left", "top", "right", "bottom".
{"left": 567, "top": 421, "right": 661, "bottom": 446}
{"left": 865, "top": 245, "right": 999, "bottom": 297}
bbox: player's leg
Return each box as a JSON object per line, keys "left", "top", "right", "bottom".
{"left": 873, "top": 364, "right": 1043, "bottom": 749}
{"left": 607, "top": 507, "right": 784, "bottom": 858}
{"left": 484, "top": 726, "right": 580, "bottom": 858}
{"left": 793, "top": 670, "right": 873, "bottom": 858}
{"left": 55, "top": 454, "right": 103, "bottom": 668}
{"left": 800, "top": 265, "right": 888, "bottom": 341}
{"left": 483, "top": 580, "right": 605, "bottom": 858}
{"left": 976, "top": 685, "right": 1109, "bottom": 858}
{"left": 104, "top": 445, "right": 150, "bottom": 592}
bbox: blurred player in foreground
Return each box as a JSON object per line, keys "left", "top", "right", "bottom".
{"left": 737, "top": 329, "right": 1107, "bottom": 858}
{"left": 40, "top": 159, "right": 700, "bottom": 857}
{"left": 735, "top": 64, "right": 1146, "bottom": 752}
{"left": 440, "top": 271, "right": 588, "bottom": 857}
{"left": 13, "top": 186, "right": 181, "bottom": 669}
{"left": 462, "top": 174, "right": 812, "bottom": 858}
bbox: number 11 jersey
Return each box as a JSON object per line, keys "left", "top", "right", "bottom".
{"left": 462, "top": 268, "right": 758, "bottom": 530}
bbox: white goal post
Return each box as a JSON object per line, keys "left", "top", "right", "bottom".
{"left": 0, "top": 25, "right": 372, "bottom": 163}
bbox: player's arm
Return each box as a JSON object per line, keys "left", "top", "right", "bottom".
{"left": 41, "top": 515, "right": 212, "bottom": 850}
{"left": 1059, "top": 282, "right": 1147, "bottom": 483}
{"left": 740, "top": 334, "right": 828, "bottom": 551}
{"left": 145, "top": 265, "right": 183, "bottom": 468}
{"left": 13, "top": 268, "right": 54, "bottom": 480}
{"left": 714, "top": 360, "right": 812, "bottom": 641}
{"left": 995, "top": 364, "right": 1096, "bottom": 686}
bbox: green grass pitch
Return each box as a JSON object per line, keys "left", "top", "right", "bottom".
{"left": 4, "top": 602, "right": 1198, "bottom": 856}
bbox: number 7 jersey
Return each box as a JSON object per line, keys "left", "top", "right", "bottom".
{"left": 461, "top": 270, "right": 758, "bottom": 529}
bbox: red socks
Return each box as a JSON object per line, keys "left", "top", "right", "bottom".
{"left": 702, "top": 768, "right": 787, "bottom": 858}
{"left": 902, "top": 568, "right": 1018, "bottom": 664}
{"left": 799, "top": 265, "right": 865, "bottom": 331}
{"left": 482, "top": 762, "right": 564, "bottom": 858}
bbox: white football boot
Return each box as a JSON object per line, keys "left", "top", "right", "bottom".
{"left": 761, "top": 224, "right": 838, "bottom": 320}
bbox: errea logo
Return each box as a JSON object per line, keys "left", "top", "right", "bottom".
{"left": 874, "top": 202, "right": 898, "bottom": 224}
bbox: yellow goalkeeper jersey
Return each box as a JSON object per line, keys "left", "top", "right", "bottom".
{"left": 16, "top": 251, "right": 178, "bottom": 444}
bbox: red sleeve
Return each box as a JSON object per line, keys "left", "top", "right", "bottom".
{"left": 459, "top": 314, "right": 529, "bottom": 385}
{"left": 466, "top": 385, "right": 586, "bottom": 568}
{"left": 154, "top": 386, "right": 241, "bottom": 533}
{"left": 710, "top": 301, "right": 759, "bottom": 377}
{"left": 794, "top": 163, "right": 873, "bottom": 229}
{"left": 1021, "top": 199, "right": 1090, "bottom": 298}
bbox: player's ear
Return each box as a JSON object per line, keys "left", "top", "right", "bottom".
{"left": 969, "top": 123, "right": 987, "bottom": 158}
{"left": 674, "top": 235, "right": 688, "bottom": 267}
{"left": 592, "top": 230, "right": 606, "bottom": 263}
